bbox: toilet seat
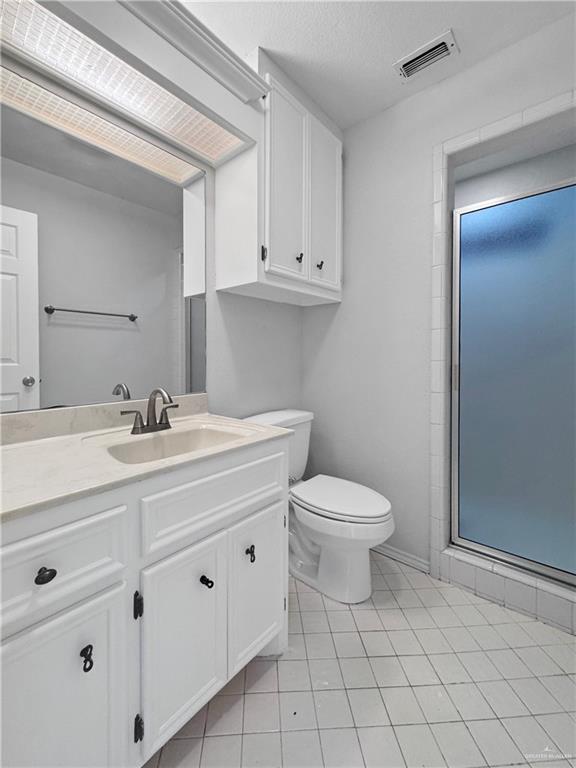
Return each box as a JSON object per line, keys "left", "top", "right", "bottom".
{"left": 291, "top": 474, "right": 392, "bottom": 524}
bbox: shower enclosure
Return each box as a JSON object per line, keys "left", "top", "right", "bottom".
{"left": 452, "top": 181, "right": 576, "bottom": 585}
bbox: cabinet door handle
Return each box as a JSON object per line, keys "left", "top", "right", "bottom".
{"left": 245, "top": 545, "right": 256, "bottom": 563}
{"left": 296, "top": 253, "right": 303, "bottom": 264}
{"left": 200, "top": 575, "right": 214, "bottom": 589}
{"left": 34, "top": 566, "right": 57, "bottom": 585}
{"left": 79, "top": 644, "right": 94, "bottom": 673}
{"left": 316, "top": 260, "right": 324, "bottom": 270}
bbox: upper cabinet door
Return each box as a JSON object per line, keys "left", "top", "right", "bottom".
{"left": 227, "top": 503, "right": 285, "bottom": 675}
{"left": 309, "top": 116, "right": 342, "bottom": 290}
{"left": 265, "top": 77, "right": 308, "bottom": 281}
{"left": 140, "top": 531, "right": 227, "bottom": 757}
{"left": 1, "top": 585, "right": 126, "bottom": 768}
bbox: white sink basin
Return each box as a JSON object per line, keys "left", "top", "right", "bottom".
{"left": 107, "top": 426, "right": 245, "bottom": 464}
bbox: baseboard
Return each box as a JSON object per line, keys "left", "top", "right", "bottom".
{"left": 373, "top": 543, "right": 430, "bottom": 574}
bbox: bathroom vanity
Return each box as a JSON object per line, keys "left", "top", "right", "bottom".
{"left": 0, "top": 410, "right": 290, "bottom": 767}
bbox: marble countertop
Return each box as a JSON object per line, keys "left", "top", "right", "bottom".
{"left": 1, "top": 413, "right": 289, "bottom": 521}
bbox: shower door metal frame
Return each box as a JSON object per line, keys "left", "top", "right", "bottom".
{"left": 451, "top": 178, "right": 576, "bottom": 586}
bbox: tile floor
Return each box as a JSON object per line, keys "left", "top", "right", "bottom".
{"left": 147, "top": 552, "right": 576, "bottom": 768}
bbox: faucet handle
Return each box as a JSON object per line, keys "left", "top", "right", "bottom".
{"left": 159, "top": 403, "right": 179, "bottom": 427}
{"left": 121, "top": 409, "right": 145, "bottom": 434}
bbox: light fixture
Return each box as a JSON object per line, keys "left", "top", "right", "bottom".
{"left": 0, "top": 67, "right": 202, "bottom": 184}
{"left": 0, "top": 0, "right": 246, "bottom": 165}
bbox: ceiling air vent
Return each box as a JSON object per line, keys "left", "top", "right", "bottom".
{"left": 394, "top": 30, "right": 459, "bottom": 81}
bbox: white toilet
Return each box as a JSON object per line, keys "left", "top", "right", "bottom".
{"left": 246, "top": 410, "right": 395, "bottom": 604}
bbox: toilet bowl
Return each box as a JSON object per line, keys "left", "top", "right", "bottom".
{"left": 245, "top": 410, "right": 395, "bottom": 604}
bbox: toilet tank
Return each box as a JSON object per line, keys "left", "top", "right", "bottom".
{"left": 245, "top": 410, "right": 313, "bottom": 483}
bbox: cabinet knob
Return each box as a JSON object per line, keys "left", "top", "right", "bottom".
{"left": 200, "top": 575, "right": 214, "bottom": 589}
{"left": 79, "top": 644, "right": 94, "bottom": 673}
{"left": 296, "top": 253, "right": 304, "bottom": 264}
{"left": 245, "top": 545, "right": 256, "bottom": 564}
{"left": 316, "top": 261, "right": 324, "bottom": 270}
{"left": 34, "top": 566, "right": 57, "bottom": 585}
{"left": 22, "top": 375, "right": 36, "bottom": 387}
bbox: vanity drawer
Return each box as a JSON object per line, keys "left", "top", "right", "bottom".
{"left": 1, "top": 505, "right": 127, "bottom": 637}
{"left": 141, "top": 452, "right": 285, "bottom": 559}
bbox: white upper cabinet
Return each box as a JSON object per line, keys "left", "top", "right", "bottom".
{"left": 215, "top": 72, "right": 343, "bottom": 306}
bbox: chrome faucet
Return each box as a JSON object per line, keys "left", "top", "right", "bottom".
{"left": 112, "top": 383, "right": 131, "bottom": 400}
{"left": 121, "top": 388, "right": 179, "bottom": 434}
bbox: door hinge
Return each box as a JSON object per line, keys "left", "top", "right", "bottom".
{"left": 133, "top": 591, "right": 144, "bottom": 620}
{"left": 261, "top": 245, "right": 268, "bottom": 262}
{"left": 134, "top": 714, "right": 144, "bottom": 744}
{"left": 283, "top": 515, "right": 286, "bottom": 528}
{"left": 284, "top": 596, "right": 287, "bottom": 611}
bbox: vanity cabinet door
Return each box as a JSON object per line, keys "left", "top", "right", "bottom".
{"left": 227, "top": 503, "right": 285, "bottom": 675}
{"left": 309, "top": 115, "right": 342, "bottom": 291}
{"left": 265, "top": 76, "right": 308, "bottom": 281}
{"left": 140, "top": 531, "right": 227, "bottom": 757}
{"left": 1, "top": 584, "right": 126, "bottom": 768}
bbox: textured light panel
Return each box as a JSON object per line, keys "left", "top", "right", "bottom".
{"left": 0, "top": 0, "right": 244, "bottom": 163}
{"left": 0, "top": 67, "right": 201, "bottom": 184}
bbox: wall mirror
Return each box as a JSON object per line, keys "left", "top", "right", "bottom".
{"left": 0, "top": 0, "right": 227, "bottom": 412}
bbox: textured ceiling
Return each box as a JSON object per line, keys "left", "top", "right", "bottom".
{"left": 186, "top": 1, "right": 574, "bottom": 129}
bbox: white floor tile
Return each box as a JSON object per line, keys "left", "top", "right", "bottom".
{"left": 477, "top": 604, "right": 511, "bottom": 625}
{"left": 415, "top": 629, "right": 453, "bottom": 655}
{"left": 205, "top": 694, "right": 244, "bottom": 736}
{"left": 451, "top": 606, "right": 487, "bottom": 626}
{"left": 495, "top": 623, "right": 537, "bottom": 648}
{"left": 413, "top": 685, "right": 460, "bottom": 723}
{"left": 219, "top": 670, "right": 246, "bottom": 696}
{"left": 173, "top": 705, "right": 207, "bottom": 738}
{"left": 160, "top": 738, "right": 203, "bottom": 768}
{"left": 288, "top": 612, "right": 303, "bottom": 634}
{"left": 298, "top": 593, "right": 325, "bottom": 611}
{"left": 361, "top": 631, "right": 395, "bottom": 657}
{"left": 430, "top": 721, "right": 486, "bottom": 768}
{"left": 243, "top": 692, "right": 280, "bottom": 733}
{"left": 357, "top": 725, "right": 406, "bottom": 767}
{"left": 476, "top": 680, "right": 529, "bottom": 718}
{"left": 509, "top": 678, "right": 564, "bottom": 715}
{"left": 393, "top": 590, "right": 424, "bottom": 609}
{"left": 241, "top": 732, "right": 281, "bottom": 768}
{"left": 348, "top": 688, "right": 390, "bottom": 727}
{"left": 200, "top": 735, "right": 242, "bottom": 768}
{"left": 334, "top": 631, "right": 367, "bottom": 658}
{"left": 281, "top": 729, "right": 323, "bottom": 768}
{"left": 244, "top": 661, "right": 278, "bottom": 693}
{"left": 340, "top": 657, "right": 378, "bottom": 688}
{"left": 328, "top": 611, "right": 357, "bottom": 632}
{"left": 395, "top": 723, "right": 447, "bottom": 768}
{"left": 466, "top": 719, "right": 524, "bottom": 767}
{"left": 522, "top": 623, "right": 571, "bottom": 646}
{"left": 369, "top": 656, "right": 409, "bottom": 687}
{"left": 429, "top": 654, "right": 471, "bottom": 684}
{"left": 388, "top": 630, "right": 425, "bottom": 655}
{"left": 302, "top": 611, "right": 330, "bottom": 633}
{"left": 429, "top": 607, "right": 463, "bottom": 628}
{"left": 486, "top": 649, "right": 533, "bottom": 679}
{"left": 279, "top": 691, "right": 318, "bottom": 731}
{"left": 536, "top": 713, "right": 576, "bottom": 758}
{"left": 540, "top": 675, "right": 576, "bottom": 711}
{"left": 399, "top": 656, "right": 441, "bottom": 686}
{"left": 445, "top": 683, "right": 495, "bottom": 721}
{"left": 314, "top": 689, "right": 354, "bottom": 728}
{"left": 282, "top": 634, "right": 307, "bottom": 661}
{"left": 305, "top": 632, "right": 337, "bottom": 659}
{"left": 319, "top": 727, "right": 364, "bottom": 768}
{"left": 442, "top": 628, "right": 480, "bottom": 653}
{"left": 456, "top": 651, "right": 502, "bottom": 682}
{"left": 501, "top": 715, "right": 562, "bottom": 763}
{"left": 468, "top": 626, "right": 509, "bottom": 651}
{"left": 373, "top": 589, "right": 401, "bottom": 610}
{"left": 417, "top": 590, "right": 448, "bottom": 608}
{"left": 323, "top": 595, "right": 352, "bottom": 611}
{"left": 380, "top": 687, "right": 426, "bottom": 725}
{"left": 404, "top": 608, "right": 437, "bottom": 629}
{"left": 515, "top": 647, "right": 564, "bottom": 677}
{"left": 309, "top": 658, "right": 345, "bottom": 690}
{"left": 278, "top": 660, "right": 311, "bottom": 692}
{"left": 378, "top": 610, "right": 411, "bottom": 631}
{"left": 353, "top": 610, "right": 384, "bottom": 631}
{"left": 543, "top": 645, "right": 576, "bottom": 674}
{"left": 385, "top": 574, "right": 412, "bottom": 590}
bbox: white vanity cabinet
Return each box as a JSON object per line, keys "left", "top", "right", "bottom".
{"left": 1, "top": 435, "right": 289, "bottom": 768}
{"left": 215, "top": 72, "right": 342, "bottom": 306}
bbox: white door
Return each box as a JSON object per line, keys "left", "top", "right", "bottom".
{"left": 141, "top": 531, "right": 227, "bottom": 757}
{"left": 1, "top": 584, "right": 126, "bottom": 768}
{"left": 0, "top": 206, "right": 39, "bottom": 412}
{"left": 265, "top": 76, "right": 308, "bottom": 281}
{"left": 309, "top": 116, "right": 342, "bottom": 291}
{"left": 227, "top": 503, "right": 285, "bottom": 675}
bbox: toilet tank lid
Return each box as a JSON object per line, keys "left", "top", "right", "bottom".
{"left": 245, "top": 409, "right": 314, "bottom": 428}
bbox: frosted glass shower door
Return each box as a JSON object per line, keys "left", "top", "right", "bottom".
{"left": 454, "top": 183, "right": 576, "bottom": 578}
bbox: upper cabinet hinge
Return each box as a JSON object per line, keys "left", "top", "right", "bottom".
{"left": 133, "top": 714, "right": 144, "bottom": 743}
{"left": 261, "top": 245, "right": 268, "bottom": 262}
{"left": 133, "top": 591, "right": 144, "bottom": 620}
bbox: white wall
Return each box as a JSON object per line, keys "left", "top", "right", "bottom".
{"left": 301, "top": 16, "right": 576, "bottom": 564}
{"left": 1, "top": 159, "right": 183, "bottom": 408}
